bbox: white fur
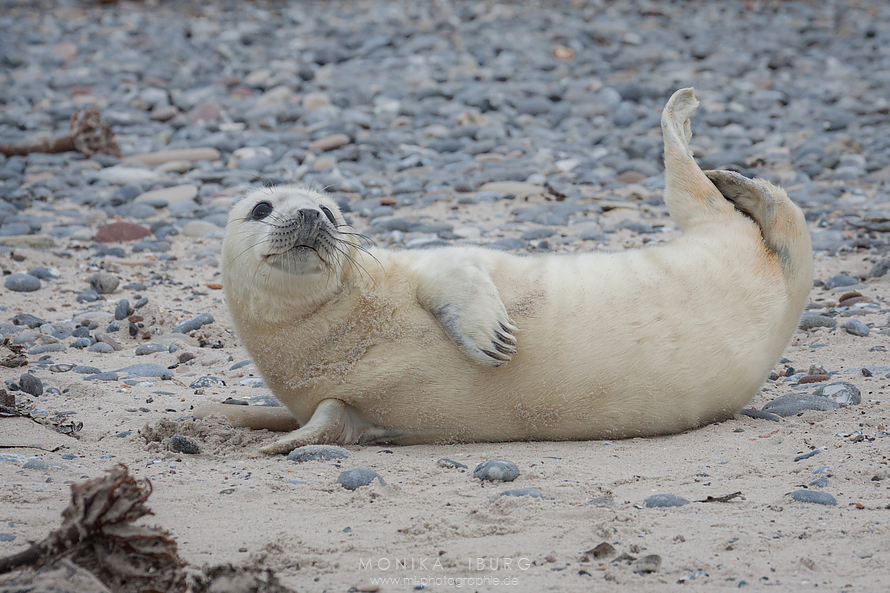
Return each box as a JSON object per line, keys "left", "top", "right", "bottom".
{"left": 217, "top": 88, "right": 813, "bottom": 453}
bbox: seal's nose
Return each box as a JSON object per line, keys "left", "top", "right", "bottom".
{"left": 297, "top": 208, "right": 320, "bottom": 222}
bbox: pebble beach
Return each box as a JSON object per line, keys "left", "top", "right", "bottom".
{"left": 1, "top": 0, "right": 889, "bottom": 590}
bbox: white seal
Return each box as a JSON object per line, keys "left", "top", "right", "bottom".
{"left": 205, "top": 88, "right": 813, "bottom": 454}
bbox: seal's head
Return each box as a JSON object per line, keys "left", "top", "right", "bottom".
{"left": 222, "top": 186, "right": 359, "bottom": 319}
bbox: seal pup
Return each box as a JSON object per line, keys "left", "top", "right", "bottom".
{"left": 206, "top": 88, "right": 812, "bottom": 454}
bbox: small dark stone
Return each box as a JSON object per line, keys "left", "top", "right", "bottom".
{"left": 287, "top": 445, "right": 350, "bottom": 462}
{"left": 76, "top": 289, "right": 101, "bottom": 303}
{"left": 168, "top": 434, "right": 201, "bottom": 454}
{"left": 337, "top": 468, "right": 385, "bottom": 490}
{"left": 114, "top": 299, "right": 133, "bottom": 320}
{"left": 794, "top": 450, "right": 820, "bottom": 462}
{"left": 173, "top": 313, "right": 214, "bottom": 334}
{"left": 18, "top": 373, "right": 42, "bottom": 396}
{"left": 473, "top": 459, "right": 520, "bottom": 482}
{"left": 106, "top": 321, "right": 120, "bottom": 333}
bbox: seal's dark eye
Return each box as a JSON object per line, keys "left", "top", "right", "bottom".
{"left": 251, "top": 201, "right": 272, "bottom": 220}
{"left": 320, "top": 205, "right": 337, "bottom": 224}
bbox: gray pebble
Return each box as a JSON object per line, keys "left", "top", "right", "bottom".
{"left": 825, "top": 274, "right": 858, "bottom": 288}
{"left": 633, "top": 554, "right": 662, "bottom": 574}
{"left": 173, "top": 313, "right": 215, "bottom": 334}
{"left": 76, "top": 290, "right": 101, "bottom": 303}
{"left": 70, "top": 338, "right": 93, "bottom": 349}
{"left": 189, "top": 376, "right": 224, "bottom": 388}
{"left": 798, "top": 312, "right": 836, "bottom": 331}
{"left": 494, "top": 487, "right": 543, "bottom": 499}
{"left": 89, "top": 273, "right": 120, "bottom": 294}
{"left": 337, "top": 468, "right": 385, "bottom": 490}
{"left": 437, "top": 458, "right": 468, "bottom": 469}
{"left": 135, "top": 343, "right": 168, "bottom": 355}
{"left": 167, "top": 434, "right": 201, "bottom": 454}
{"left": 808, "top": 477, "right": 829, "bottom": 488}
{"left": 12, "top": 313, "right": 46, "bottom": 328}
{"left": 114, "top": 299, "right": 133, "bottom": 320}
{"left": 18, "top": 373, "right": 42, "bottom": 396}
{"left": 106, "top": 321, "right": 120, "bottom": 333}
{"left": 644, "top": 494, "right": 690, "bottom": 508}
{"left": 74, "top": 365, "right": 101, "bottom": 374}
{"left": 794, "top": 450, "right": 820, "bottom": 462}
{"left": 473, "top": 459, "right": 520, "bottom": 482}
{"left": 867, "top": 257, "right": 890, "bottom": 279}
{"left": 4, "top": 273, "right": 41, "bottom": 292}
{"left": 115, "top": 363, "right": 174, "bottom": 379}
{"left": 27, "top": 267, "right": 60, "bottom": 280}
{"left": 813, "top": 382, "right": 861, "bottom": 407}
{"left": 84, "top": 372, "right": 120, "bottom": 381}
{"left": 287, "top": 445, "right": 350, "bottom": 462}
{"left": 0, "top": 534, "right": 15, "bottom": 542}
{"left": 763, "top": 394, "right": 841, "bottom": 416}
{"left": 87, "top": 342, "right": 115, "bottom": 354}
{"left": 841, "top": 319, "right": 869, "bottom": 337}
{"left": 21, "top": 458, "right": 52, "bottom": 471}
{"left": 28, "top": 344, "right": 65, "bottom": 355}
{"left": 787, "top": 490, "right": 836, "bottom": 506}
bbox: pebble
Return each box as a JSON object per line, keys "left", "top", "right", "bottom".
{"left": 189, "top": 376, "right": 224, "bottom": 388}
{"left": 437, "top": 458, "right": 468, "bottom": 469}
{"left": 93, "top": 222, "right": 151, "bottom": 243}
{"left": 114, "top": 299, "right": 133, "bottom": 320}
{"left": 812, "top": 382, "right": 861, "bottom": 406}
{"left": 644, "top": 494, "right": 690, "bottom": 508}
{"left": 473, "top": 459, "right": 520, "bottom": 482}
{"left": 841, "top": 319, "right": 870, "bottom": 337}
{"left": 787, "top": 490, "right": 837, "bottom": 506}
{"left": 135, "top": 344, "right": 168, "bottom": 356}
{"left": 12, "top": 314, "right": 46, "bottom": 329}
{"left": 287, "top": 445, "right": 350, "bottom": 462}
{"left": 173, "top": 313, "right": 215, "bottom": 334}
{"left": 337, "top": 468, "right": 385, "bottom": 490}
{"left": 89, "top": 273, "right": 120, "bottom": 294}
{"left": 798, "top": 313, "right": 837, "bottom": 331}
{"left": 739, "top": 408, "right": 782, "bottom": 422}
{"left": 633, "top": 554, "right": 662, "bottom": 574}
{"left": 824, "top": 274, "right": 858, "bottom": 288}
{"left": 134, "top": 184, "right": 198, "bottom": 206}
{"left": 762, "top": 394, "right": 841, "bottom": 416}
{"left": 87, "top": 342, "right": 115, "bottom": 354}
{"left": 19, "top": 373, "right": 43, "bottom": 396}
{"left": 167, "top": 434, "right": 201, "bottom": 454}
{"left": 4, "top": 273, "right": 41, "bottom": 292}
{"left": 115, "top": 363, "right": 174, "bottom": 379}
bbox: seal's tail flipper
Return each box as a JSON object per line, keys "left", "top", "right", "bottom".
{"left": 705, "top": 169, "right": 813, "bottom": 297}
{"left": 661, "top": 88, "right": 737, "bottom": 231}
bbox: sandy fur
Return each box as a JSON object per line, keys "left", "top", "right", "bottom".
{"left": 217, "top": 88, "right": 813, "bottom": 452}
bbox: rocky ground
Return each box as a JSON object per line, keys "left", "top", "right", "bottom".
{"left": 1, "top": 0, "right": 889, "bottom": 591}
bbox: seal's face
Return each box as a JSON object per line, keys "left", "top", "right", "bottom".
{"left": 227, "top": 186, "right": 353, "bottom": 278}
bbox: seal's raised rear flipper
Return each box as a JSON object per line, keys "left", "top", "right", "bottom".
{"left": 661, "top": 88, "right": 737, "bottom": 232}
{"left": 415, "top": 261, "right": 517, "bottom": 367}
{"left": 259, "top": 399, "right": 402, "bottom": 454}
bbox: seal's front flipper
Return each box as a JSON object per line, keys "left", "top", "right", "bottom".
{"left": 259, "top": 399, "right": 400, "bottom": 455}
{"left": 416, "top": 263, "right": 517, "bottom": 367}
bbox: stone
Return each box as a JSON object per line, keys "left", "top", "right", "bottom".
{"left": 644, "top": 494, "right": 689, "bottom": 508}
{"left": 841, "top": 319, "right": 869, "bottom": 337}
{"left": 94, "top": 222, "right": 151, "bottom": 243}
{"left": 787, "top": 490, "right": 837, "bottom": 505}
{"left": 337, "top": 468, "right": 385, "bottom": 490}
{"left": 4, "top": 273, "right": 40, "bottom": 292}
{"left": 173, "top": 313, "right": 214, "bottom": 333}
{"left": 89, "top": 273, "right": 120, "bottom": 294}
{"left": 494, "top": 487, "right": 543, "bottom": 500}
{"left": 114, "top": 363, "right": 174, "bottom": 379}
{"left": 181, "top": 220, "right": 221, "bottom": 237}
{"left": 762, "top": 394, "right": 841, "bottom": 416}
{"left": 473, "top": 459, "right": 520, "bottom": 482}
{"left": 19, "top": 373, "right": 43, "bottom": 396}
{"left": 798, "top": 312, "right": 837, "bottom": 331}
{"left": 167, "top": 434, "right": 201, "bottom": 454}
{"left": 437, "top": 458, "right": 468, "bottom": 469}
{"left": 813, "top": 382, "right": 861, "bottom": 407}
{"left": 478, "top": 181, "right": 546, "bottom": 198}
{"left": 96, "top": 166, "right": 160, "bottom": 185}
{"left": 633, "top": 555, "right": 662, "bottom": 574}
